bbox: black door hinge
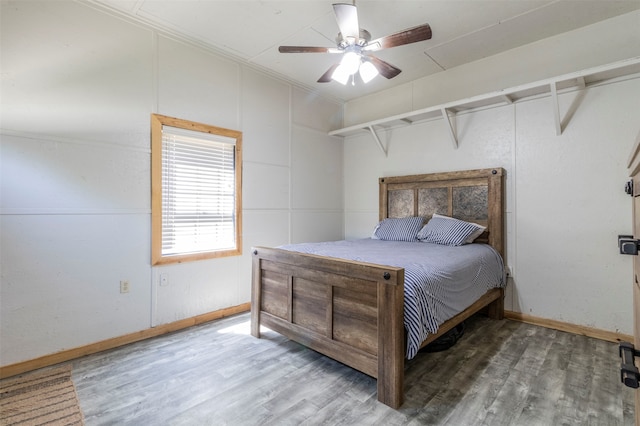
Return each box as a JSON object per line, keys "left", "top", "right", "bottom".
{"left": 619, "top": 342, "right": 640, "bottom": 389}
{"left": 625, "top": 180, "right": 633, "bottom": 196}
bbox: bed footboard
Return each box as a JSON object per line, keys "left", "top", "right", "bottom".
{"left": 251, "top": 246, "right": 406, "bottom": 408}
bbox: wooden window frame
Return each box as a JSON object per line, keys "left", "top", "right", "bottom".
{"left": 151, "top": 114, "right": 242, "bottom": 265}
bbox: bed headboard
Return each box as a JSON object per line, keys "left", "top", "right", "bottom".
{"left": 379, "top": 168, "right": 505, "bottom": 257}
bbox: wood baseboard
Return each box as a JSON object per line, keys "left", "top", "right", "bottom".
{"left": 504, "top": 310, "right": 634, "bottom": 343}
{"left": 0, "top": 303, "right": 250, "bottom": 380}
{"left": 3, "top": 305, "right": 629, "bottom": 380}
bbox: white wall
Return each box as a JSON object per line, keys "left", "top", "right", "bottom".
{"left": 343, "top": 77, "right": 640, "bottom": 335}
{"left": 0, "top": 1, "right": 343, "bottom": 366}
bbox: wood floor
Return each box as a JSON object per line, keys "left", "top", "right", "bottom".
{"left": 69, "top": 312, "right": 635, "bottom": 425}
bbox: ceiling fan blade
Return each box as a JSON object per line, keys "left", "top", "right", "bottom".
{"left": 318, "top": 64, "right": 340, "bottom": 83}
{"left": 363, "top": 24, "right": 432, "bottom": 52}
{"left": 368, "top": 56, "right": 402, "bottom": 79}
{"left": 333, "top": 3, "right": 359, "bottom": 42}
{"left": 279, "top": 46, "right": 340, "bottom": 53}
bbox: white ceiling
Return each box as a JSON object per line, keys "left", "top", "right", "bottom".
{"left": 89, "top": 0, "right": 640, "bottom": 101}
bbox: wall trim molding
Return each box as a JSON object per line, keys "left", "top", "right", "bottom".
{"left": 0, "top": 128, "right": 151, "bottom": 154}
{"left": 0, "top": 208, "right": 151, "bottom": 216}
{"left": 505, "top": 310, "right": 633, "bottom": 343}
{"left": 0, "top": 303, "right": 250, "bottom": 380}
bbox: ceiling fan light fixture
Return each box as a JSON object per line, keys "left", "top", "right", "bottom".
{"left": 331, "top": 64, "right": 351, "bottom": 85}
{"left": 332, "top": 50, "right": 362, "bottom": 85}
{"left": 340, "top": 51, "right": 361, "bottom": 75}
{"left": 359, "top": 60, "right": 379, "bottom": 83}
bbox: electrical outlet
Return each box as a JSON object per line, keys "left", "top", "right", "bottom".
{"left": 120, "top": 280, "right": 130, "bottom": 293}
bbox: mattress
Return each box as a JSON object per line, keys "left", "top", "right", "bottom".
{"left": 279, "top": 238, "right": 506, "bottom": 359}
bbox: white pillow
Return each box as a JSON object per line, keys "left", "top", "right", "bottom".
{"left": 417, "top": 213, "right": 486, "bottom": 246}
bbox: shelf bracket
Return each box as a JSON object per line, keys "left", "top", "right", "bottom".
{"left": 550, "top": 81, "right": 562, "bottom": 135}
{"left": 367, "top": 125, "right": 387, "bottom": 156}
{"left": 441, "top": 108, "right": 458, "bottom": 149}
{"left": 501, "top": 94, "right": 514, "bottom": 104}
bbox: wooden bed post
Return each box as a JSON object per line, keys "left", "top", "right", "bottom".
{"left": 377, "top": 270, "right": 405, "bottom": 409}
{"left": 487, "top": 288, "right": 505, "bottom": 320}
{"left": 484, "top": 169, "right": 506, "bottom": 320}
{"left": 487, "top": 168, "right": 505, "bottom": 259}
{"left": 250, "top": 250, "right": 261, "bottom": 338}
{"left": 379, "top": 177, "right": 389, "bottom": 221}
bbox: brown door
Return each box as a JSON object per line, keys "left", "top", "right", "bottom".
{"left": 635, "top": 262, "right": 640, "bottom": 425}
{"left": 633, "top": 180, "right": 640, "bottom": 426}
{"left": 633, "top": 179, "right": 640, "bottom": 426}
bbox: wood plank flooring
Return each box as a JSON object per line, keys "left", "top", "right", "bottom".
{"left": 68, "top": 313, "right": 635, "bottom": 425}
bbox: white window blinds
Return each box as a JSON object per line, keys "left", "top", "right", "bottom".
{"left": 161, "top": 126, "right": 236, "bottom": 256}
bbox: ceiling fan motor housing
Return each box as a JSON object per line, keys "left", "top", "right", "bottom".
{"left": 336, "top": 29, "right": 372, "bottom": 48}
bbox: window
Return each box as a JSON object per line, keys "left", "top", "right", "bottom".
{"left": 151, "top": 114, "right": 242, "bottom": 265}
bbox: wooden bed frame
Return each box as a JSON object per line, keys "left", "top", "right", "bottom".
{"left": 250, "top": 168, "right": 505, "bottom": 408}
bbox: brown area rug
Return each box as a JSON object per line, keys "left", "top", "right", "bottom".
{"left": 0, "top": 365, "right": 84, "bottom": 425}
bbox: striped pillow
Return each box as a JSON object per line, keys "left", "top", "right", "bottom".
{"left": 417, "top": 214, "right": 486, "bottom": 246}
{"left": 372, "top": 217, "right": 424, "bottom": 242}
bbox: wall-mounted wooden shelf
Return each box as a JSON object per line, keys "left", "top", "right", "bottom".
{"left": 328, "top": 57, "right": 640, "bottom": 155}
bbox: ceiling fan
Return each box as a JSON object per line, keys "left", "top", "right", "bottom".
{"left": 278, "top": 2, "right": 432, "bottom": 85}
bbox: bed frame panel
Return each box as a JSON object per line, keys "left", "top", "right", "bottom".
{"left": 251, "top": 168, "right": 505, "bottom": 408}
